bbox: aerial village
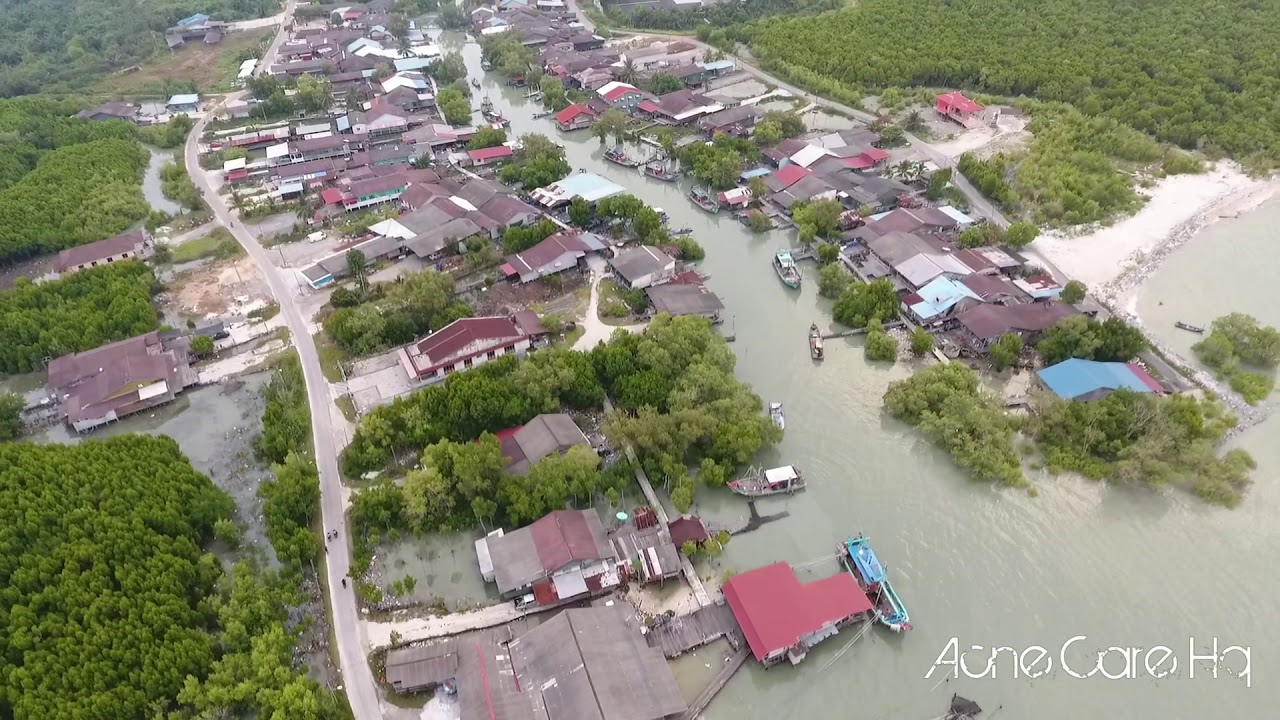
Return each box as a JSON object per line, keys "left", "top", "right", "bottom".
{"left": 11, "top": 1, "right": 1209, "bottom": 719}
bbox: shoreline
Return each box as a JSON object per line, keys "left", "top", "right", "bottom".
{"left": 1033, "top": 163, "right": 1279, "bottom": 435}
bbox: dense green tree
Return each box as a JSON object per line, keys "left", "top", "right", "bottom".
{"left": 0, "top": 261, "right": 158, "bottom": 373}
{"left": 540, "top": 74, "right": 570, "bottom": 110}
{"left": 1203, "top": 313, "right": 1280, "bottom": 368}
{"left": 1060, "top": 280, "right": 1087, "bottom": 305}
{"left": 792, "top": 198, "right": 843, "bottom": 238}
{"left": 468, "top": 127, "right": 508, "bottom": 150}
{"left": 254, "top": 356, "right": 310, "bottom": 463}
{"left": 436, "top": 86, "right": 473, "bottom": 126}
{"left": 988, "top": 333, "right": 1024, "bottom": 370}
{"left": 817, "top": 262, "right": 851, "bottom": 299}
{"left": 677, "top": 133, "right": 753, "bottom": 189}
{"left": 753, "top": 120, "right": 783, "bottom": 148}
{"left": 568, "top": 196, "right": 594, "bottom": 227}
{"left": 0, "top": 391, "right": 22, "bottom": 440}
{"left": 832, "top": 277, "right": 898, "bottom": 327}
{"left": 925, "top": 167, "right": 952, "bottom": 201}
{"left": 956, "top": 223, "right": 1005, "bottom": 248}
{"left": 502, "top": 218, "right": 560, "bottom": 253}
{"left": 910, "top": 327, "right": 934, "bottom": 356}
{"left": 0, "top": 436, "right": 235, "bottom": 718}
{"left": 260, "top": 452, "right": 321, "bottom": 567}
{"left": 296, "top": 74, "right": 333, "bottom": 113}
{"left": 883, "top": 363, "right": 1025, "bottom": 487}
{"left": 1004, "top": 221, "right": 1040, "bottom": 248}
{"left": 346, "top": 248, "right": 369, "bottom": 295}
{"left": 191, "top": 334, "right": 215, "bottom": 355}
{"left": 864, "top": 324, "right": 899, "bottom": 362}
{"left": 1036, "top": 315, "right": 1147, "bottom": 364}
{"left": 645, "top": 71, "right": 685, "bottom": 95}
{"left": 497, "top": 133, "right": 570, "bottom": 189}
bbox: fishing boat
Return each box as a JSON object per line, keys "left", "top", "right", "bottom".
{"left": 689, "top": 187, "right": 720, "bottom": 213}
{"left": 481, "top": 59, "right": 492, "bottom": 71}
{"left": 774, "top": 250, "right": 802, "bottom": 289}
{"left": 471, "top": 78, "right": 481, "bottom": 88}
{"left": 769, "top": 402, "right": 785, "bottom": 431}
{"left": 480, "top": 96, "right": 493, "bottom": 113}
{"left": 669, "top": 227, "right": 693, "bottom": 236}
{"left": 809, "top": 323, "right": 824, "bottom": 360}
{"left": 727, "top": 465, "right": 805, "bottom": 497}
{"left": 1175, "top": 321, "right": 1205, "bottom": 333}
{"left": 644, "top": 163, "right": 680, "bottom": 181}
{"left": 604, "top": 146, "right": 639, "bottom": 167}
{"left": 842, "top": 535, "right": 911, "bottom": 632}
{"left": 654, "top": 208, "right": 669, "bottom": 223}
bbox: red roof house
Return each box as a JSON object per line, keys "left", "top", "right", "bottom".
{"left": 843, "top": 148, "right": 890, "bottom": 170}
{"left": 397, "top": 315, "right": 536, "bottom": 382}
{"left": 466, "top": 145, "right": 514, "bottom": 167}
{"left": 764, "top": 163, "right": 811, "bottom": 193}
{"left": 936, "top": 91, "right": 985, "bottom": 127}
{"left": 554, "top": 103, "right": 596, "bottom": 131}
{"left": 723, "top": 561, "right": 873, "bottom": 666}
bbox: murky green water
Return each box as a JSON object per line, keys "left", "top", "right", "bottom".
{"left": 419, "top": 31, "right": 1280, "bottom": 718}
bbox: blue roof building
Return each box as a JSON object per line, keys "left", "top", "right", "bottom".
{"left": 902, "top": 276, "right": 981, "bottom": 324}
{"left": 177, "top": 13, "right": 209, "bottom": 28}
{"left": 1037, "top": 359, "right": 1164, "bottom": 401}
{"left": 530, "top": 172, "right": 626, "bottom": 206}
{"left": 167, "top": 94, "right": 201, "bottom": 112}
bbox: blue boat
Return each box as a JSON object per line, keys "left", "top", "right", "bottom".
{"left": 843, "top": 535, "right": 911, "bottom": 632}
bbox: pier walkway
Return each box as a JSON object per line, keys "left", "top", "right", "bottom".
{"left": 682, "top": 646, "right": 750, "bottom": 720}
{"left": 648, "top": 602, "right": 742, "bottom": 659}
{"left": 623, "top": 444, "right": 713, "bottom": 608}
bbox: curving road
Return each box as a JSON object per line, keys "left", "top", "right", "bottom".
{"left": 185, "top": 4, "right": 383, "bottom": 720}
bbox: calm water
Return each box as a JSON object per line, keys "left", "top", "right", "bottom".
{"left": 143, "top": 145, "right": 184, "bottom": 215}
{"left": 443, "top": 32, "right": 1279, "bottom": 718}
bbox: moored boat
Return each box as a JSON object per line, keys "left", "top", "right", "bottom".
{"left": 644, "top": 163, "right": 680, "bottom": 181}
{"left": 1175, "top": 321, "right": 1205, "bottom": 333}
{"left": 481, "top": 59, "right": 493, "bottom": 71}
{"left": 728, "top": 465, "right": 805, "bottom": 497}
{"left": 480, "top": 96, "right": 493, "bottom": 113}
{"left": 689, "top": 187, "right": 720, "bottom": 213}
{"left": 604, "top": 146, "right": 639, "bottom": 167}
{"left": 774, "top": 250, "right": 802, "bottom": 290}
{"left": 809, "top": 323, "right": 824, "bottom": 360}
{"left": 669, "top": 227, "right": 693, "bottom": 236}
{"left": 769, "top": 402, "right": 785, "bottom": 430}
{"left": 471, "top": 78, "right": 481, "bottom": 88}
{"left": 842, "top": 535, "right": 911, "bottom": 632}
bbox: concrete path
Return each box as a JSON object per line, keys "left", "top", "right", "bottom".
{"left": 364, "top": 603, "right": 549, "bottom": 649}
{"left": 573, "top": 256, "right": 647, "bottom": 351}
{"left": 183, "top": 4, "right": 383, "bottom": 720}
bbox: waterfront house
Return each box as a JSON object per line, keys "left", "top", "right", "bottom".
{"left": 54, "top": 229, "right": 149, "bottom": 276}
{"left": 863, "top": 206, "right": 958, "bottom": 237}
{"left": 697, "top": 104, "right": 760, "bottom": 137}
{"left": 636, "top": 89, "right": 721, "bottom": 125}
{"left": 610, "top": 506, "right": 682, "bottom": 586}
{"left": 645, "top": 282, "right": 725, "bottom": 321}
{"left": 502, "top": 229, "right": 606, "bottom": 283}
{"left": 47, "top": 332, "right": 197, "bottom": 433}
{"left": 398, "top": 315, "right": 539, "bottom": 383}
{"left": 1037, "top": 359, "right": 1165, "bottom": 401}
{"left": 723, "top": 561, "right": 873, "bottom": 667}
{"left": 530, "top": 171, "right": 627, "bottom": 207}
{"left": 166, "top": 93, "right": 200, "bottom": 114}
{"left": 476, "top": 509, "right": 621, "bottom": 602}
{"left": 497, "top": 413, "right": 589, "bottom": 475}
{"left": 609, "top": 246, "right": 676, "bottom": 289}
{"left": 950, "top": 302, "right": 1080, "bottom": 355}
{"left": 464, "top": 144, "right": 514, "bottom": 167}
{"left": 900, "top": 276, "right": 983, "bottom": 326}
{"left": 596, "top": 81, "right": 645, "bottom": 110}
{"left": 555, "top": 103, "right": 596, "bottom": 131}
{"left": 76, "top": 101, "right": 138, "bottom": 122}
{"left": 569, "top": 66, "right": 616, "bottom": 91}
{"left": 936, "top": 91, "right": 985, "bottom": 127}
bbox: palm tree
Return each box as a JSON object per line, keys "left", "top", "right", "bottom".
{"left": 618, "top": 57, "right": 638, "bottom": 86}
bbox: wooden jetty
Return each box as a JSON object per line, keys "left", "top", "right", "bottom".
{"left": 648, "top": 603, "right": 743, "bottom": 659}
{"left": 682, "top": 646, "right": 750, "bottom": 720}
{"left": 820, "top": 319, "right": 905, "bottom": 340}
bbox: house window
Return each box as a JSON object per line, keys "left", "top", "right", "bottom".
{"left": 486, "top": 350, "right": 496, "bottom": 360}
{"left": 443, "top": 364, "right": 456, "bottom": 373}
{"left": 463, "top": 358, "right": 473, "bottom": 368}
{"left": 106, "top": 257, "right": 113, "bottom": 262}
{"left": 90, "top": 261, "right": 97, "bottom": 267}
{"left": 504, "top": 344, "right": 516, "bottom": 353}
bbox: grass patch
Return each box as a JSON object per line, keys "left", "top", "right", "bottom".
{"left": 336, "top": 394, "right": 358, "bottom": 422}
{"left": 561, "top": 324, "right": 586, "bottom": 348}
{"left": 249, "top": 302, "right": 281, "bottom": 323}
{"left": 313, "top": 331, "right": 347, "bottom": 384}
{"left": 598, "top": 278, "right": 647, "bottom": 324}
{"left": 169, "top": 228, "right": 243, "bottom": 264}
{"left": 94, "top": 28, "right": 273, "bottom": 95}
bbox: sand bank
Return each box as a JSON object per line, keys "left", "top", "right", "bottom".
{"left": 1030, "top": 164, "right": 1276, "bottom": 293}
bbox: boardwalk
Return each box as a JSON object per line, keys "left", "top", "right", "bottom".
{"left": 623, "top": 444, "right": 713, "bottom": 608}
{"left": 648, "top": 602, "right": 743, "bottom": 659}
{"left": 682, "top": 646, "right": 750, "bottom": 720}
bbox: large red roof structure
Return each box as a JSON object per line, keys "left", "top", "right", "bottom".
{"left": 723, "top": 561, "right": 872, "bottom": 663}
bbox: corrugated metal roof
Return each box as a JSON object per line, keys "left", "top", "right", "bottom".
{"left": 1037, "top": 359, "right": 1162, "bottom": 400}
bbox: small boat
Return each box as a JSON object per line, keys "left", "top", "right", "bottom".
{"left": 945, "top": 695, "right": 982, "bottom": 720}
{"left": 669, "top": 227, "right": 692, "bottom": 236}
{"left": 524, "top": 89, "right": 542, "bottom": 99}
{"left": 842, "top": 535, "right": 911, "bottom": 632}
{"left": 809, "top": 323, "right": 824, "bottom": 360}
{"left": 471, "top": 78, "right": 481, "bottom": 88}
{"left": 689, "top": 187, "right": 719, "bottom": 213}
{"left": 1175, "top": 321, "right": 1205, "bottom": 333}
{"left": 654, "top": 208, "right": 669, "bottom": 223}
{"left": 481, "top": 59, "right": 493, "bottom": 71}
{"left": 774, "top": 250, "right": 802, "bottom": 289}
{"left": 728, "top": 465, "right": 805, "bottom": 497}
{"left": 484, "top": 111, "right": 509, "bottom": 127}
{"left": 769, "top": 402, "right": 785, "bottom": 431}
{"left": 604, "top": 146, "right": 639, "bottom": 167}
{"left": 532, "top": 110, "right": 553, "bottom": 119}
{"left": 644, "top": 163, "right": 680, "bottom": 182}
{"left": 480, "top": 96, "right": 493, "bottom": 113}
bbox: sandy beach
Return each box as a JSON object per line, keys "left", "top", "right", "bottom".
{"left": 1030, "top": 164, "right": 1278, "bottom": 295}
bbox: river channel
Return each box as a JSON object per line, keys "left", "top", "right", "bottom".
{"left": 435, "top": 30, "right": 1280, "bottom": 718}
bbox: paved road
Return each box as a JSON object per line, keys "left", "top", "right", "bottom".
{"left": 255, "top": 0, "right": 299, "bottom": 77}
{"left": 569, "top": 0, "right": 1009, "bottom": 227}
{"left": 184, "top": 4, "right": 383, "bottom": 719}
